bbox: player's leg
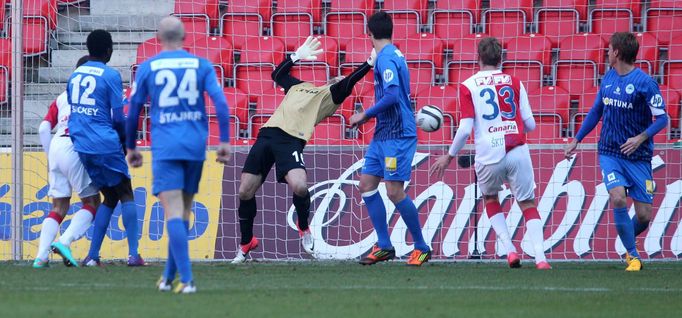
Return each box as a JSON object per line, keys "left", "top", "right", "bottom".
{"left": 623, "top": 159, "right": 655, "bottom": 270}
{"left": 34, "top": 197, "right": 70, "bottom": 268}
{"left": 382, "top": 138, "right": 430, "bottom": 266}
{"left": 599, "top": 155, "right": 639, "bottom": 270}
{"left": 284, "top": 168, "right": 314, "bottom": 254}
{"left": 160, "top": 189, "right": 195, "bottom": 293}
{"left": 52, "top": 151, "right": 101, "bottom": 267}
{"left": 113, "top": 177, "right": 144, "bottom": 265}
{"left": 84, "top": 186, "right": 118, "bottom": 266}
{"left": 506, "top": 144, "right": 550, "bottom": 269}
{"left": 632, "top": 201, "right": 652, "bottom": 237}
{"left": 35, "top": 159, "right": 72, "bottom": 268}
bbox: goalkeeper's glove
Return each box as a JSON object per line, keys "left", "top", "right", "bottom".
{"left": 291, "top": 36, "right": 323, "bottom": 62}
{"left": 367, "top": 48, "right": 377, "bottom": 67}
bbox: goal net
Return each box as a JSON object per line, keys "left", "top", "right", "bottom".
{"left": 1, "top": 0, "right": 681, "bottom": 262}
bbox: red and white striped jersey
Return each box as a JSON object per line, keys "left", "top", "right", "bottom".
{"left": 44, "top": 92, "right": 70, "bottom": 137}
{"left": 459, "top": 70, "right": 533, "bottom": 165}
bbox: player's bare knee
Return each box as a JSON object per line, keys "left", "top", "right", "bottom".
{"left": 517, "top": 199, "right": 536, "bottom": 211}
{"left": 609, "top": 194, "right": 627, "bottom": 209}
{"left": 483, "top": 195, "right": 499, "bottom": 204}
{"left": 81, "top": 194, "right": 101, "bottom": 208}
{"left": 635, "top": 204, "right": 652, "bottom": 223}
{"left": 51, "top": 197, "right": 71, "bottom": 216}
{"left": 385, "top": 185, "right": 405, "bottom": 203}
{"left": 238, "top": 185, "right": 256, "bottom": 201}
{"left": 290, "top": 183, "right": 309, "bottom": 197}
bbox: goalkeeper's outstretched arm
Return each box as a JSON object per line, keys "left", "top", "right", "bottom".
{"left": 271, "top": 56, "right": 303, "bottom": 93}
{"left": 329, "top": 62, "right": 372, "bottom": 105}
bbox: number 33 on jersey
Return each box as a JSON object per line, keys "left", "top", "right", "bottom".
{"left": 459, "top": 70, "right": 534, "bottom": 165}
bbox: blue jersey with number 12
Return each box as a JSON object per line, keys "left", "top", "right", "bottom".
{"left": 130, "top": 50, "right": 225, "bottom": 161}
{"left": 67, "top": 61, "right": 124, "bottom": 154}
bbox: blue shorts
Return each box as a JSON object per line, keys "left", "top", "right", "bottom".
{"left": 599, "top": 155, "right": 654, "bottom": 204}
{"left": 78, "top": 152, "right": 130, "bottom": 188}
{"left": 361, "top": 137, "right": 417, "bottom": 181}
{"left": 152, "top": 159, "right": 204, "bottom": 196}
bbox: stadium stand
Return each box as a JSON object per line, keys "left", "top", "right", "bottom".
{"left": 234, "top": 36, "right": 285, "bottom": 101}
{"left": 502, "top": 34, "right": 553, "bottom": 92}
{"left": 21, "top": 0, "right": 57, "bottom": 56}
{"left": 447, "top": 34, "right": 487, "bottom": 85}
{"left": 663, "top": 37, "right": 682, "bottom": 97}
{"left": 219, "top": 0, "right": 270, "bottom": 50}
{"left": 324, "top": 0, "right": 374, "bottom": 50}
{"left": 414, "top": 85, "right": 458, "bottom": 141}
{"left": 527, "top": 86, "right": 571, "bottom": 133}
{"left": 395, "top": 33, "right": 445, "bottom": 94}
{"left": 635, "top": 32, "right": 660, "bottom": 75}
{"left": 589, "top": 0, "right": 640, "bottom": 34}
{"left": 249, "top": 87, "right": 286, "bottom": 138}
{"left": 289, "top": 36, "right": 338, "bottom": 87}
{"left": 536, "top": 0, "right": 587, "bottom": 45}
{"left": 173, "top": 0, "right": 219, "bottom": 44}
{"left": 430, "top": 0, "right": 480, "bottom": 47}
{"left": 553, "top": 33, "right": 607, "bottom": 98}
{"left": 482, "top": 0, "right": 533, "bottom": 43}
{"left": 646, "top": 0, "right": 682, "bottom": 46}
{"left": 270, "top": 0, "right": 322, "bottom": 51}
{"left": 383, "top": 0, "right": 428, "bottom": 42}
{"left": 187, "top": 35, "right": 233, "bottom": 84}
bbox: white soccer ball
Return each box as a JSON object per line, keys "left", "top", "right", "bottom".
{"left": 417, "top": 105, "right": 444, "bottom": 132}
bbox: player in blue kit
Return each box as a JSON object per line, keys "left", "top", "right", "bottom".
{"left": 349, "top": 12, "right": 431, "bottom": 266}
{"left": 67, "top": 30, "right": 144, "bottom": 267}
{"left": 565, "top": 32, "right": 669, "bottom": 271}
{"left": 126, "top": 16, "right": 232, "bottom": 294}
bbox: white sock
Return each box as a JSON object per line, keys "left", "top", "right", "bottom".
{"left": 489, "top": 213, "right": 516, "bottom": 254}
{"left": 526, "top": 219, "right": 547, "bottom": 263}
{"left": 59, "top": 209, "right": 94, "bottom": 246}
{"left": 36, "top": 217, "right": 60, "bottom": 260}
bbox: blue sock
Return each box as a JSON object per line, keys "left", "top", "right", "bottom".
{"left": 363, "top": 190, "right": 392, "bottom": 250}
{"left": 162, "top": 221, "right": 189, "bottom": 281}
{"left": 614, "top": 207, "right": 639, "bottom": 258}
{"left": 632, "top": 217, "right": 649, "bottom": 237}
{"left": 121, "top": 201, "right": 139, "bottom": 256}
{"left": 87, "top": 204, "right": 114, "bottom": 259}
{"left": 167, "top": 218, "right": 192, "bottom": 284}
{"left": 395, "top": 196, "right": 430, "bottom": 252}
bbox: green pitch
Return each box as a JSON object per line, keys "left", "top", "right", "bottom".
{"left": 1, "top": 261, "right": 681, "bottom": 317}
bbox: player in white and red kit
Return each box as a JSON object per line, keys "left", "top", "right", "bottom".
{"left": 430, "top": 37, "right": 550, "bottom": 269}
{"left": 33, "top": 57, "right": 102, "bottom": 268}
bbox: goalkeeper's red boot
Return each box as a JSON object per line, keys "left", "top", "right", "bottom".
{"left": 507, "top": 252, "right": 521, "bottom": 268}
{"left": 359, "top": 244, "right": 395, "bottom": 265}
{"left": 232, "top": 236, "right": 259, "bottom": 264}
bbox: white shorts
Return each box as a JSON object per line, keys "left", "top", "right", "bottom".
{"left": 475, "top": 144, "right": 536, "bottom": 201}
{"left": 47, "top": 138, "right": 99, "bottom": 199}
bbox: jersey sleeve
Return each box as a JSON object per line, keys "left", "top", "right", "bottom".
{"left": 376, "top": 56, "right": 400, "bottom": 90}
{"left": 107, "top": 70, "right": 124, "bottom": 111}
{"left": 203, "top": 60, "right": 231, "bottom": 142}
{"left": 518, "top": 81, "right": 533, "bottom": 121}
{"left": 643, "top": 77, "right": 666, "bottom": 116}
{"left": 458, "top": 84, "right": 475, "bottom": 119}
{"left": 43, "top": 100, "right": 59, "bottom": 128}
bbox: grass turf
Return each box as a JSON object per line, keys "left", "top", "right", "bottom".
{"left": 1, "top": 261, "right": 681, "bottom": 317}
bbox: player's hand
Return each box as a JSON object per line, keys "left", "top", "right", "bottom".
{"left": 349, "top": 112, "right": 368, "bottom": 127}
{"left": 564, "top": 139, "right": 578, "bottom": 160}
{"left": 291, "top": 36, "right": 323, "bottom": 62}
{"left": 621, "top": 133, "right": 647, "bottom": 156}
{"left": 429, "top": 154, "right": 453, "bottom": 179}
{"left": 367, "top": 48, "right": 377, "bottom": 67}
{"left": 216, "top": 142, "right": 232, "bottom": 164}
{"left": 127, "top": 149, "right": 143, "bottom": 168}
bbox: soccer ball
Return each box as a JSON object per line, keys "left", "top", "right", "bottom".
{"left": 416, "top": 105, "right": 444, "bottom": 132}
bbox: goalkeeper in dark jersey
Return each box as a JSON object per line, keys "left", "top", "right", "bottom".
{"left": 232, "top": 36, "right": 374, "bottom": 263}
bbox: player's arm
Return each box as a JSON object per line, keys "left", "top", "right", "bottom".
{"left": 38, "top": 99, "right": 59, "bottom": 154}
{"left": 204, "top": 61, "right": 233, "bottom": 164}
{"left": 430, "top": 84, "right": 475, "bottom": 178}
{"left": 107, "top": 71, "right": 126, "bottom": 145}
{"left": 271, "top": 36, "right": 322, "bottom": 93}
{"left": 518, "top": 82, "right": 536, "bottom": 133}
{"left": 350, "top": 56, "right": 399, "bottom": 126}
{"left": 621, "top": 80, "right": 669, "bottom": 156}
{"left": 565, "top": 89, "right": 605, "bottom": 158}
{"left": 328, "top": 49, "right": 375, "bottom": 105}
{"left": 125, "top": 67, "right": 148, "bottom": 151}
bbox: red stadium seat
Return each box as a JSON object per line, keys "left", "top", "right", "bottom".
{"left": 339, "top": 38, "right": 374, "bottom": 95}
{"left": 414, "top": 85, "right": 459, "bottom": 137}
{"left": 589, "top": 0, "right": 640, "bottom": 34}
{"left": 663, "top": 37, "right": 682, "bottom": 96}
{"left": 659, "top": 86, "right": 681, "bottom": 130}
{"left": 205, "top": 87, "right": 250, "bottom": 131}
{"left": 188, "top": 36, "right": 234, "bottom": 82}
{"left": 572, "top": 86, "right": 599, "bottom": 136}
{"left": 574, "top": 122, "right": 602, "bottom": 144}
{"left": 635, "top": 32, "right": 659, "bottom": 75}
{"left": 181, "top": 18, "right": 210, "bottom": 47}
{"left": 324, "top": 0, "right": 374, "bottom": 50}
{"left": 250, "top": 87, "right": 286, "bottom": 138}
{"left": 271, "top": 0, "right": 322, "bottom": 51}
{"left": 289, "top": 36, "right": 338, "bottom": 86}
{"left": 220, "top": 0, "right": 271, "bottom": 49}
{"left": 20, "top": 0, "right": 56, "bottom": 56}
{"left": 235, "top": 37, "right": 285, "bottom": 101}
{"left": 208, "top": 116, "right": 240, "bottom": 145}
{"left": 482, "top": 0, "right": 533, "bottom": 43}
{"left": 646, "top": 0, "right": 682, "bottom": 46}
{"left": 553, "top": 33, "right": 607, "bottom": 98}
{"left": 0, "top": 39, "right": 7, "bottom": 102}
{"left": 174, "top": 0, "right": 220, "bottom": 29}
{"left": 536, "top": 0, "right": 587, "bottom": 45}
{"left": 309, "top": 115, "right": 351, "bottom": 145}
{"left": 526, "top": 118, "right": 564, "bottom": 144}
{"left": 135, "top": 38, "right": 162, "bottom": 65}
{"left": 24, "top": 0, "right": 57, "bottom": 30}
{"left": 431, "top": 0, "right": 481, "bottom": 48}
{"left": 395, "top": 33, "right": 445, "bottom": 92}
{"left": 502, "top": 34, "right": 552, "bottom": 92}
{"left": 446, "top": 35, "right": 486, "bottom": 85}
{"left": 527, "top": 86, "right": 571, "bottom": 131}
{"left": 383, "top": 0, "right": 429, "bottom": 41}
